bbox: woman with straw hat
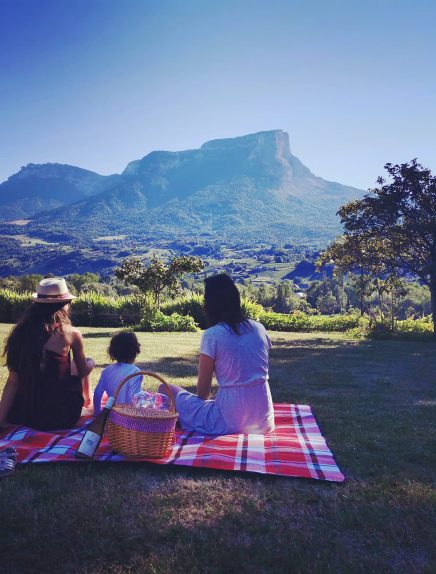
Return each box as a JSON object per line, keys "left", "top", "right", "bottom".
{"left": 0, "top": 277, "right": 95, "bottom": 430}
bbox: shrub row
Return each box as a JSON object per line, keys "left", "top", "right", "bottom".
{"left": 0, "top": 289, "right": 142, "bottom": 327}
{"left": 0, "top": 289, "right": 29, "bottom": 323}
{"left": 161, "top": 295, "right": 265, "bottom": 328}
{"left": 396, "top": 316, "right": 433, "bottom": 334}
{"left": 0, "top": 289, "right": 432, "bottom": 335}
{"left": 72, "top": 292, "right": 142, "bottom": 327}
{"left": 259, "top": 310, "right": 361, "bottom": 332}
{"left": 139, "top": 308, "right": 198, "bottom": 332}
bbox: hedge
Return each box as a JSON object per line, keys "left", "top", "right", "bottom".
{"left": 258, "top": 311, "right": 361, "bottom": 332}
{"left": 161, "top": 295, "right": 264, "bottom": 328}
{"left": 0, "top": 289, "right": 141, "bottom": 327}
{"left": 0, "top": 289, "right": 432, "bottom": 334}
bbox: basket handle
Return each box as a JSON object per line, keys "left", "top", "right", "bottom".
{"left": 111, "top": 371, "right": 176, "bottom": 413}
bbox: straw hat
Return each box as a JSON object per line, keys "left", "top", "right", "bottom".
{"left": 32, "top": 278, "right": 76, "bottom": 304}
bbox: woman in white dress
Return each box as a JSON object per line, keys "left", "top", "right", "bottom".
{"left": 160, "top": 274, "right": 275, "bottom": 435}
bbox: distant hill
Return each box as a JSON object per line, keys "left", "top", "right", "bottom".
{"left": 0, "top": 163, "right": 121, "bottom": 221}
{"left": 0, "top": 130, "right": 364, "bottom": 275}
{"left": 11, "top": 130, "right": 363, "bottom": 244}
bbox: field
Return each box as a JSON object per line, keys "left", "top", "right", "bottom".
{"left": 0, "top": 325, "right": 435, "bottom": 574}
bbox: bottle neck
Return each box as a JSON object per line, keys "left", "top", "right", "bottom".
{"left": 105, "top": 397, "right": 115, "bottom": 410}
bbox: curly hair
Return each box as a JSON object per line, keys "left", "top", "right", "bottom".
{"left": 108, "top": 331, "right": 140, "bottom": 363}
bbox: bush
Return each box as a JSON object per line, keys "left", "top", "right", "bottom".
{"left": 0, "top": 289, "right": 32, "bottom": 323}
{"left": 357, "top": 316, "right": 433, "bottom": 339}
{"left": 259, "top": 310, "right": 361, "bottom": 332}
{"left": 139, "top": 308, "right": 198, "bottom": 332}
{"left": 71, "top": 292, "right": 142, "bottom": 327}
{"left": 241, "top": 298, "right": 264, "bottom": 321}
{"left": 396, "top": 315, "right": 433, "bottom": 334}
{"left": 161, "top": 295, "right": 265, "bottom": 327}
{"left": 161, "top": 294, "right": 206, "bottom": 328}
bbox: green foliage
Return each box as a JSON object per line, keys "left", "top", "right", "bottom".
{"left": 71, "top": 292, "right": 143, "bottom": 327}
{"left": 396, "top": 282, "right": 431, "bottom": 319}
{"left": 138, "top": 308, "right": 198, "bottom": 332}
{"left": 161, "top": 294, "right": 264, "bottom": 328}
{"left": 320, "top": 159, "right": 436, "bottom": 333}
{"left": 115, "top": 255, "right": 205, "bottom": 307}
{"left": 80, "top": 283, "right": 118, "bottom": 297}
{"left": 0, "top": 275, "right": 43, "bottom": 293}
{"left": 0, "top": 289, "right": 31, "bottom": 323}
{"left": 259, "top": 310, "right": 361, "bottom": 332}
{"left": 239, "top": 280, "right": 311, "bottom": 314}
{"left": 67, "top": 272, "right": 100, "bottom": 293}
{"left": 306, "top": 277, "right": 346, "bottom": 314}
{"left": 396, "top": 316, "right": 433, "bottom": 335}
{"left": 161, "top": 294, "right": 206, "bottom": 327}
{"left": 240, "top": 298, "right": 264, "bottom": 321}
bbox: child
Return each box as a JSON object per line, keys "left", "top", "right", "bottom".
{"left": 93, "top": 331, "right": 142, "bottom": 415}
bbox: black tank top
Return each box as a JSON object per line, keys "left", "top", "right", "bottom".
{"left": 8, "top": 349, "right": 84, "bottom": 431}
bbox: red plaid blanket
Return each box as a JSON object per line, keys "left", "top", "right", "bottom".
{"left": 0, "top": 403, "right": 344, "bottom": 482}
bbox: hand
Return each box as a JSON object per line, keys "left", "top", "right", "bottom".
{"left": 83, "top": 396, "right": 91, "bottom": 408}
{"left": 86, "top": 358, "right": 95, "bottom": 370}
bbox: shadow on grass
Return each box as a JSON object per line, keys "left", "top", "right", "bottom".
{"left": 82, "top": 332, "right": 114, "bottom": 339}
{"left": 266, "top": 336, "right": 436, "bottom": 483}
{"left": 136, "top": 355, "right": 198, "bottom": 379}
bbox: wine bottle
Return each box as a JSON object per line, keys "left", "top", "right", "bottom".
{"left": 75, "top": 397, "right": 115, "bottom": 459}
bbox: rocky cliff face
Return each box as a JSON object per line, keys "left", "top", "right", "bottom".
{"left": 0, "top": 130, "right": 363, "bottom": 244}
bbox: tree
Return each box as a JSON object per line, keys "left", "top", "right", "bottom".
{"left": 306, "top": 278, "right": 346, "bottom": 314}
{"left": 68, "top": 273, "right": 100, "bottom": 293}
{"left": 319, "top": 159, "right": 436, "bottom": 334}
{"left": 115, "top": 255, "right": 205, "bottom": 308}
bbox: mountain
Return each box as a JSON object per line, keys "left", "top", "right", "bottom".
{"left": 0, "top": 163, "right": 120, "bottom": 221}
{"left": 0, "top": 130, "right": 365, "bottom": 275}
{"left": 18, "top": 130, "right": 362, "bottom": 243}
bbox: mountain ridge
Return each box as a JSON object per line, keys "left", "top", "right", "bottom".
{"left": 0, "top": 130, "right": 364, "bottom": 275}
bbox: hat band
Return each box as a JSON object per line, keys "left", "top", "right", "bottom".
{"left": 37, "top": 292, "right": 71, "bottom": 300}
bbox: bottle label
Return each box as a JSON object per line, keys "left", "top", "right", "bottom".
{"left": 77, "top": 430, "right": 101, "bottom": 457}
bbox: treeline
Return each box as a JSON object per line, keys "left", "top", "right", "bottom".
{"left": 238, "top": 276, "right": 430, "bottom": 320}
{"left": 0, "top": 285, "right": 432, "bottom": 336}
{"left": 0, "top": 273, "right": 137, "bottom": 298}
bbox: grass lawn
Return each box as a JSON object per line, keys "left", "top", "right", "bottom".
{"left": 0, "top": 324, "right": 435, "bottom": 574}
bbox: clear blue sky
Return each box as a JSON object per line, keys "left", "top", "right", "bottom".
{"left": 1, "top": 0, "right": 435, "bottom": 189}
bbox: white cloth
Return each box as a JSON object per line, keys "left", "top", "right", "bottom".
{"left": 176, "top": 320, "right": 275, "bottom": 435}
{"left": 93, "top": 363, "right": 142, "bottom": 415}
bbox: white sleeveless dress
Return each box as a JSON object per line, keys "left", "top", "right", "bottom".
{"left": 175, "top": 320, "right": 275, "bottom": 435}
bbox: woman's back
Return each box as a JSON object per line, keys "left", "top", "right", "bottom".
{"left": 200, "top": 319, "right": 275, "bottom": 434}
{"left": 7, "top": 346, "right": 83, "bottom": 430}
{"left": 200, "top": 320, "right": 271, "bottom": 387}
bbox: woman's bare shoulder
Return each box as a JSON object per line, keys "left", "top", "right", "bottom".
{"left": 63, "top": 325, "right": 83, "bottom": 343}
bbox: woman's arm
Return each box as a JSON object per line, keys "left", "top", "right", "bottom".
{"left": 0, "top": 371, "right": 19, "bottom": 427}
{"left": 82, "top": 374, "right": 91, "bottom": 409}
{"left": 70, "top": 330, "right": 95, "bottom": 378}
{"left": 196, "top": 353, "right": 215, "bottom": 400}
{"left": 92, "top": 374, "right": 105, "bottom": 416}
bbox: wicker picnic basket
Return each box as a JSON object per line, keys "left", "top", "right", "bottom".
{"left": 106, "top": 371, "right": 179, "bottom": 458}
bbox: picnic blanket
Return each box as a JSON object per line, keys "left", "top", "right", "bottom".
{"left": 0, "top": 403, "right": 344, "bottom": 482}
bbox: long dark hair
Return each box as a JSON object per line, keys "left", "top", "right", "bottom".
{"left": 204, "top": 274, "right": 249, "bottom": 334}
{"left": 3, "top": 302, "right": 71, "bottom": 377}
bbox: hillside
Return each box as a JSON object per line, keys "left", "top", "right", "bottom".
{"left": 0, "top": 130, "right": 364, "bottom": 275}
{"left": 0, "top": 163, "right": 121, "bottom": 221}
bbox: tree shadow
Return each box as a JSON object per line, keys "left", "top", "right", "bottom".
{"left": 136, "top": 355, "right": 198, "bottom": 380}
{"left": 82, "top": 332, "right": 113, "bottom": 339}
